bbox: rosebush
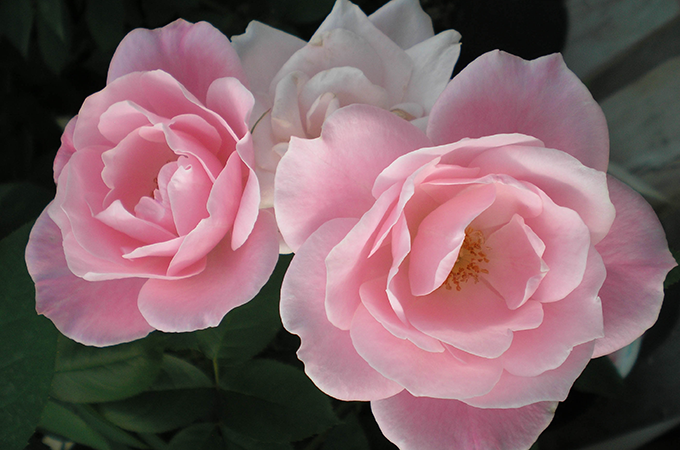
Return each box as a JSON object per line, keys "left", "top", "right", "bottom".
{"left": 231, "top": 0, "right": 461, "bottom": 208}
{"left": 276, "top": 50, "right": 676, "bottom": 449}
{"left": 25, "top": 20, "right": 280, "bottom": 346}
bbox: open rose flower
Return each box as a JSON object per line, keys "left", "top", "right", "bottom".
{"left": 231, "top": 0, "right": 461, "bottom": 208}
{"left": 25, "top": 20, "right": 279, "bottom": 346}
{"left": 276, "top": 51, "right": 676, "bottom": 450}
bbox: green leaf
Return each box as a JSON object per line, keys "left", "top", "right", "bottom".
{"left": 0, "top": 182, "right": 53, "bottom": 240}
{"left": 51, "top": 335, "right": 163, "bottom": 403}
{"left": 98, "top": 388, "right": 216, "bottom": 434}
{"left": 168, "top": 424, "right": 223, "bottom": 450}
{"left": 149, "top": 354, "right": 213, "bottom": 391}
{"left": 220, "top": 359, "right": 338, "bottom": 443}
{"left": 85, "top": 0, "right": 125, "bottom": 51}
{"left": 0, "top": 0, "right": 34, "bottom": 57}
{"left": 36, "top": 0, "right": 69, "bottom": 73}
{"left": 39, "top": 401, "right": 112, "bottom": 450}
{"left": 73, "top": 404, "right": 149, "bottom": 449}
{"left": 664, "top": 248, "right": 679, "bottom": 288}
{"left": 195, "top": 256, "right": 290, "bottom": 366}
{"left": 0, "top": 223, "right": 58, "bottom": 450}
{"left": 573, "top": 356, "right": 624, "bottom": 398}
{"left": 220, "top": 426, "right": 293, "bottom": 450}
{"left": 322, "top": 415, "right": 370, "bottom": 450}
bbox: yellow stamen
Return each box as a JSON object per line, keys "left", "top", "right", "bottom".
{"left": 443, "top": 226, "right": 490, "bottom": 291}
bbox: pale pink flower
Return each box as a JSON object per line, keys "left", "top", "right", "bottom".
{"left": 25, "top": 20, "right": 280, "bottom": 346}
{"left": 276, "top": 50, "right": 676, "bottom": 450}
{"left": 231, "top": 0, "right": 461, "bottom": 208}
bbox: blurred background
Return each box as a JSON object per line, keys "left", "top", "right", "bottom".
{"left": 0, "top": 0, "right": 678, "bottom": 449}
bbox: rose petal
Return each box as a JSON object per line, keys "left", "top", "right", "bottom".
{"left": 107, "top": 19, "right": 247, "bottom": 103}
{"left": 470, "top": 144, "right": 615, "bottom": 244}
{"left": 368, "top": 0, "right": 434, "bottom": 49}
{"left": 26, "top": 210, "right": 153, "bottom": 346}
{"left": 593, "top": 176, "right": 677, "bottom": 357}
{"left": 350, "top": 303, "right": 504, "bottom": 399}
{"left": 428, "top": 51, "right": 609, "bottom": 172}
{"left": 409, "top": 183, "right": 496, "bottom": 296}
{"left": 403, "top": 30, "right": 461, "bottom": 112}
{"left": 281, "top": 218, "right": 404, "bottom": 401}
{"left": 464, "top": 342, "right": 595, "bottom": 408}
{"left": 501, "top": 248, "right": 605, "bottom": 377}
{"left": 231, "top": 21, "right": 306, "bottom": 95}
{"left": 275, "top": 105, "right": 431, "bottom": 251}
{"left": 484, "top": 214, "right": 548, "bottom": 309}
{"left": 138, "top": 211, "right": 279, "bottom": 332}
{"left": 310, "top": 0, "right": 412, "bottom": 106}
{"left": 54, "top": 116, "right": 77, "bottom": 183}
{"left": 372, "top": 391, "right": 557, "bottom": 450}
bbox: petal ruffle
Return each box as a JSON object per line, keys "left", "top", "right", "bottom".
{"left": 275, "top": 105, "right": 430, "bottom": 251}
{"left": 137, "top": 211, "right": 279, "bottom": 332}
{"left": 107, "top": 19, "right": 247, "bottom": 103}
{"left": 593, "top": 176, "right": 677, "bottom": 357}
{"left": 280, "top": 218, "right": 403, "bottom": 401}
{"left": 372, "top": 391, "right": 557, "bottom": 450}
{"left": 26, "top": 210, "right": 153, "bottom": 346}
{"left": 427, "top": 51, "right": 609, "bottom": 172}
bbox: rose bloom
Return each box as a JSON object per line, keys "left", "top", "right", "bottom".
{"left": 25, "top": 20, "right": 279, "bottom": 346}
{"left": 276, "top": 51, "right": 676, "bottom": 449}
{"left": 231, "top": 0, "right": 461, "bottom": 209}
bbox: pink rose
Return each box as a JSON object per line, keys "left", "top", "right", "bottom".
{"left": 276, "top": 51, "right": 676, "bottom": 449}
{"left": 25, "top": 20, "right": 279, "bottom": 346}
{"left": 231, "top": 0, "right": 461, "bottom": 208}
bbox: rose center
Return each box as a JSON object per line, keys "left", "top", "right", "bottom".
{"left": 443, "top": 226, "right": 489, "bottom": 291}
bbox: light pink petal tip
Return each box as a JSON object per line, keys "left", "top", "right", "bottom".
{"left": 427, "top": 50, "right": 609, "bottom": 172}
{"left": 107, "top": 19, "right": 247, "bottom": 103}
{"left": 372, "top": 391, "right": 557, "bottom": 450}
{"left": 368, "top": 0, "right": 434, "bottom": 49}
{"left": 26, "top": 210, "right": 153, "bottom": 346}
{"left": 593, "top": 177, "right": 677, "bottom": 357}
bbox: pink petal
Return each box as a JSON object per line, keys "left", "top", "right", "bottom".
{"left": 275, "top": 105, "right": 430, "bottom": 251}
{"left": 138, "top": 211, "right": 279, "bottom": 332}
{"left": 484, "top": 214, "right": 548, "bottom": 309}
{"left": 74, "top": 71, "right": 204, "bottom": 150}
{"left": 409, "top": 183, "right": 496, "bottom": 296}
{"left": 464, "top": 342, "right": 595, "bottom": 408}
{"left": 167, "top": 151, "right": 244, "bottom": 276}
{"left": 360, "top": 275, "right": 445, "bottom": 353}
{"left": 100, "top": 129, "right": 176, "bottom": 211}
{"left": 53, "top": 116, "right": 77, "bottom": 183}
{"left": 166, "top": 158, "right": 212, "bottom": 236}
{"left": 368, "top": 0, "right": 434, "bottom": 49}
{"left": 206, "top": 77, "right": 255, "bottom": 142}
{"left": 25, "top": 210, "right": 153, "bottom": 346}
{"left": 350, "top": 304, "right": 504, "bottom": 399}
{"left": 164, "top": 114, "right": 224, "bottom": 180}
{"left": 427, "top": 50, "right": 610, "bottom": 172}
{"left": 372, "top": 391, "right": 557, "bottom": 450}
{"left": 280, "top": 218, "right": 403, "bottom": 401}
{"left": 593, "top": 176, "right": 677, "bottom": 357}
{"left": 96, "top": 200, "right": 177, "bottom": 244}
{"left": 107, "top": 19, "right": 247, "bottom": 103}
{"left": 231, "top": 21, "right": 306, "bottom": 95}
{"left": 325, "top": 183, "right": 401, "bottom": 329}
{"left": 524, "top": 190, "right": 591, "bottom": 303}
{"left": 501, "top": 248, "right": 605, "bottom": 378}
{"left": 470, "top": 144, "right": 615, "bottom": 244}
{"left": 401, "top": 272, "right": 544, "bottom": 359}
